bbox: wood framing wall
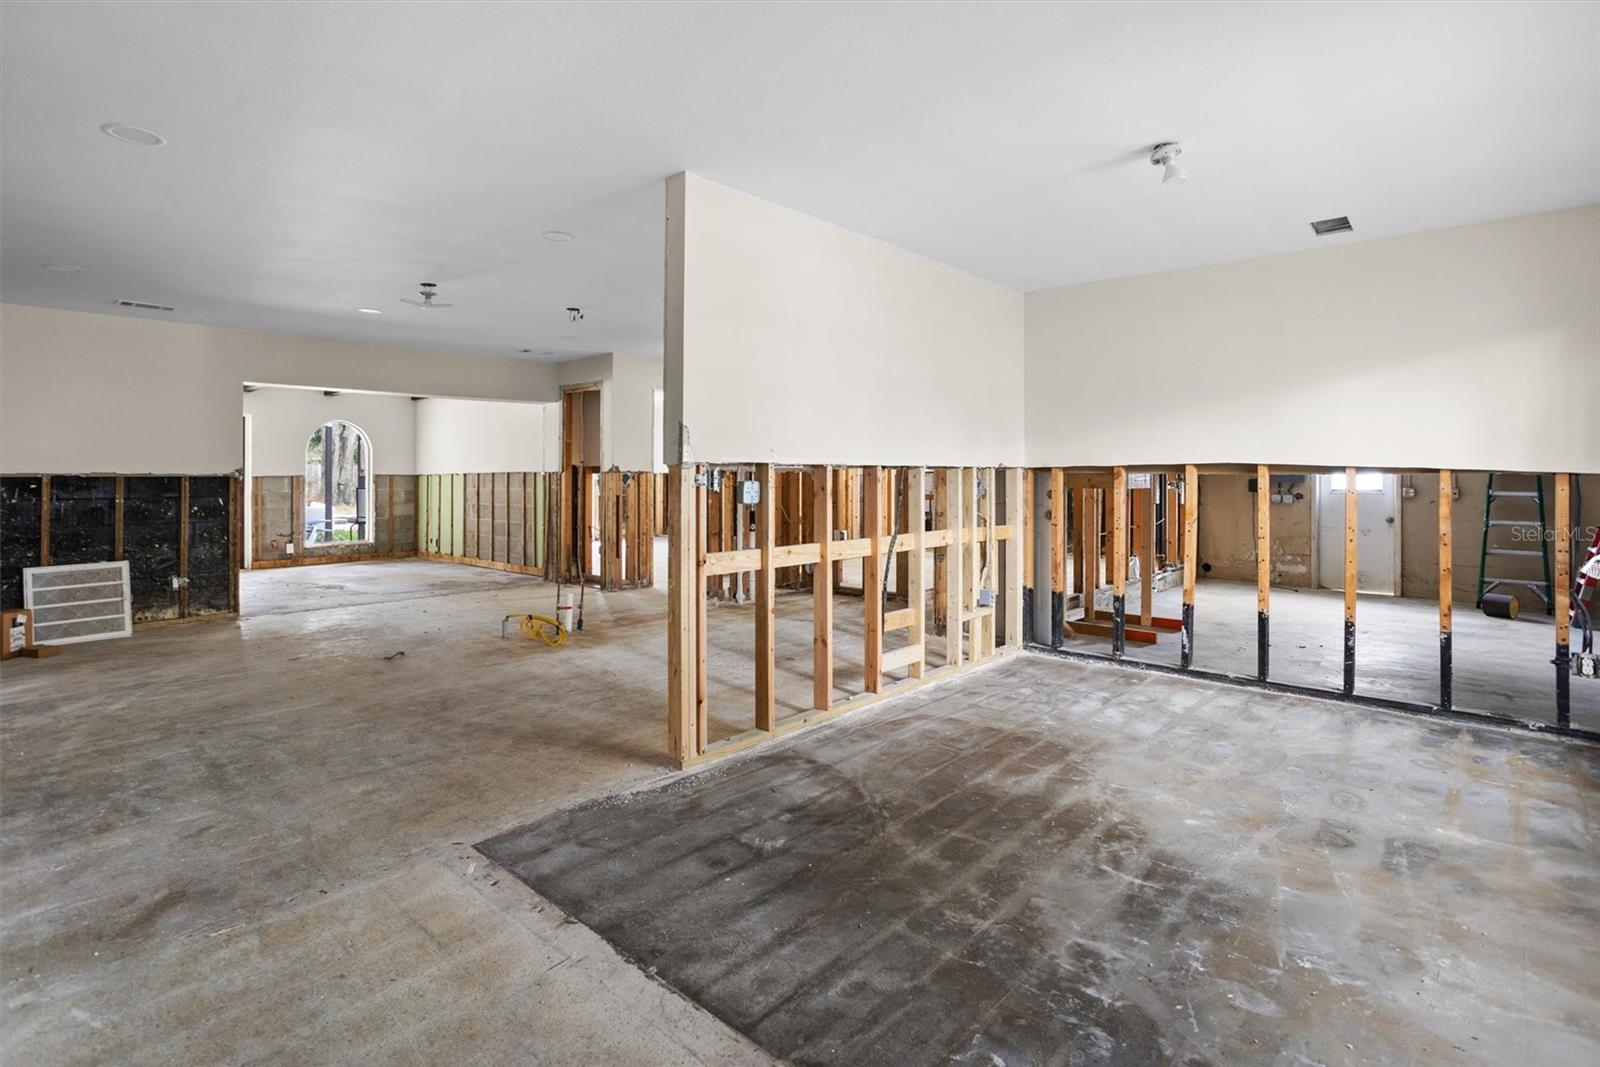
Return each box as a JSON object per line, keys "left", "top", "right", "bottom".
{"left": 1027, "top": 465, "right": 1589, "bottom": 736}
{"left": 416, "top": 472, "right": 554, "bottom": 577}
{"left": 667, "top": 464, "right": 1026, "bottom": 769}
{"left": 1, "top": 473, "right": 240, "bottom": 622}
{"left": 250, "top": 473, "right": 416, "bottom": 567}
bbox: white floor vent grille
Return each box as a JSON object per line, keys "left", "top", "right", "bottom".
{"left": 23, "top": 561, "right": 133, "bottom": 645}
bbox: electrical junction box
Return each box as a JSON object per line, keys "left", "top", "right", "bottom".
{"left": 740, "top": 480, "right": 762, "bottom": 505}
{"left": 1127, "top": 473, "right": 1152, "bottom": 490}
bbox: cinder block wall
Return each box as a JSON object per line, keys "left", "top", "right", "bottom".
{"left": 250, "top": 474, "right": 416, "bottom": 565}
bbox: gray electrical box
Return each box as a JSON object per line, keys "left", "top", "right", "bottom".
{"left": 740, "top": 480, "right": 762, "bottom": 505}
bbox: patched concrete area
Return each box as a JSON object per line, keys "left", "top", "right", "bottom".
{"left": 483, "top": 655, "right": 1600, "bottom": 1066}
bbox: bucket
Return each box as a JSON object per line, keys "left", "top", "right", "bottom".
{"left": 556, "top": 590, "right": 576, "bottom": 633}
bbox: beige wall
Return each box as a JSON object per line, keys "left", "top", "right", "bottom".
{"left": 1025, "top": 206, "right": 1600, "bottom": 473}
{"left": 555, "top": 352, "right": 661, "bottom": 471}
{"left": 245, "top": 386, "right": 418, "bottom": 477}
{"left": 414, "top": 397, "right": 558, "bottom": 475}
{"left": 0, "top": 304, "right": 560, "bottom": 474}
{"left": 665, "top": 173, "right": 1024, "bottom": 467}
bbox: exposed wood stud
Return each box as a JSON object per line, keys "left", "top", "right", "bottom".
{"left": 1256, "top": 463, "right": 1270, "bottom": 680}
{"left": 1344, "top": 465, "right": 1358, "bottom": 696}
{"left": 1554, "top": 472, "right": 1571, "bottom": 727}
{"left": 666, "top": 465, "right": 697, "bottom": 766}
{"left": 1181, "top": 465, "right": 1198, "bottom": 669}
{"left": 1110, "top": 468, "right": 1127, "bottom": 656}
{"left": 908, "top": 466, "right": 927, "bottom": 677}
{"left": 863, "top": 466, "right": 885, "bottom": 692}
{"left": 179, "top": 477, "right": 191, "bottom": 618}
{"left": 1004, "top": 467, "right": 1023, "bottom": 649}
{"left": 813, "top": 465, "right": 834, "bottom": 708}
{"left": 755, "top": 463, "right": 777, "bottom": 729}
{"left": 1439, "top": 469, "right": 1453, "bottom": 710}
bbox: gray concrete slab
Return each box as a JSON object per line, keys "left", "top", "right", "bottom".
{"left": 483, "top": 654, "right": 1600, "bottom": 1067}
{"left": 2, "top": 561, "right": 766, "bottom": 1065}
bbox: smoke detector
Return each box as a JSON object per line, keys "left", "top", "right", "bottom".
{"left": 1150, "top": 142, "right": 1188, "bottom": 189}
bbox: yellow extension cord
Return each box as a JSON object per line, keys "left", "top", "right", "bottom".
{"left": 506, "top": 613, "right": 568, "bottom": 647}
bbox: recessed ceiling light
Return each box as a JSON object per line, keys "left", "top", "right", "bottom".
{"left": 100, "top": 122, "right": 166, "bottom": 147}
{"left": 560, "top": 334, "right": 579, "bottom": 341}
{"left": 42, "top": 264, "right": 83, "bottom": 273}
{"left": 356, "top": 307, "right": 383, "bottom": 315}
{"left": 541, "top": 230, "right": 575, "bottom": 243}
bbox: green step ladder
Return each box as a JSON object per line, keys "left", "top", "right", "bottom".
{"left": 1475, "top": 472, "right": 1553, "bottom": 613}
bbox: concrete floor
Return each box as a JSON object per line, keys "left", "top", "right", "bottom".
{"left": 2, "top": 561, "right": 765, "bottom": 1065}
{"left": 485, "top": 654, "right": 1600, "bottom": 1066}
{"left": 3, "top": 559, "right": 1598, "bottom": 1064}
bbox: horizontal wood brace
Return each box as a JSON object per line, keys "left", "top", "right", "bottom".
{"left": 881, "top": 643, "right": 924, "bottom": 672}
{"left": 882, "top": 607, "right": 918, "bottom": 631}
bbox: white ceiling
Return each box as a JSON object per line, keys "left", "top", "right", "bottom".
{"left": 4, "top": 2, "right": 1595, "bottom": 361}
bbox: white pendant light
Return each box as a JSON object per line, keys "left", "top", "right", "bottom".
{"left": 1150, "top": 142, "right": 1187, "bottom": 189}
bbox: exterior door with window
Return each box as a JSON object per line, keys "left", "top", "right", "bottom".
{"left": 1317, "top": 471, "right": 1401, "bottom": 594}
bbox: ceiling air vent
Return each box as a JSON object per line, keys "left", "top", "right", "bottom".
{"left": 116, "top": 299, "right": 176, "bottom": 312}
{"left": 1310, "top": 216, "right": 1353, "bottom": 236}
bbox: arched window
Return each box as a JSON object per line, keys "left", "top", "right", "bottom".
{"left": 304, "top": 421, "right": 372, "bottom": 544}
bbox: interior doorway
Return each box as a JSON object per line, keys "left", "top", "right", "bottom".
{"left": 1316, "top": 471, "right": 1402, "bottom": 594}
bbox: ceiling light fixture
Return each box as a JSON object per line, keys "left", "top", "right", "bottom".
{"left": 42, "top": 264, "right": 83, "bottom": 273}
{"left": 1150, "top": 142, "right": 1187, "bottom": 189}
{"left": 356, "top": 307, "right": 383, "bottom": 315}
{"left": 401, "top": 282, "right": 454, "bottom": 309}
{"left": 541, "top": 230, "right": 575, "bottom": 243}
{"left": 101, "top": 122, "right": 166, "bottom": 146}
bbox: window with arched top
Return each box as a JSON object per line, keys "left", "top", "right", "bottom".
{"left": 304, "top": 421, "right": 372, "bottom": 544}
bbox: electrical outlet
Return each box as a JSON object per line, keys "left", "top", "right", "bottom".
{"left": 1576, "top": 652, "right": 1600, "bottom": 679}
{"left": 740, "top": 480, "right": 762, "bottom": 505}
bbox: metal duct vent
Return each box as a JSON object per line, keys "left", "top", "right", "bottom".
{"left": 24, "top": 561, "right": 133, "bottom": 645}
{"left": 117, "top": 299, "right": 177, "bottom": 312}
{"left": 1310, "top": 216, "right": 1353, "bottom": 236}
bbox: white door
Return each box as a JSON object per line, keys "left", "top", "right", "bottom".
{"left": 1317, "top": 472, "right": 1401, "bottom": 595}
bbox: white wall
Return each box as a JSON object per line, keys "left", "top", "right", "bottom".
{"left": 609, "top": 354, "right": 663, "bottom": 471}
{"left": 414, "top": 397, "right": 557, "bottom": 474}
{"left": 1025, "top": 205, "right": 1600, "bottom": 473}
{"left": 665, "top": 173, "right": 1024, "bottom": 467}
{"left": 244, "top": 387, "right": 418, "bottom": 476}
{"left": 0, "top": 304, "right": 560, "bottom": 474}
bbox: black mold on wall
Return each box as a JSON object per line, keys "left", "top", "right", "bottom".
{"left": 187, "top": 477, "right": 232, "bottom": 615}
{"left": 124, "top": 477, "right": 181, "bottom": 621}
{"left": 49, "top": 476, "right": 117, "bottom": 565}
{"left": 1, "top": 477, "right": 44, "bottom": 611}
{"left": 2, "top": 474, "right": 235, "bottom": 622}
